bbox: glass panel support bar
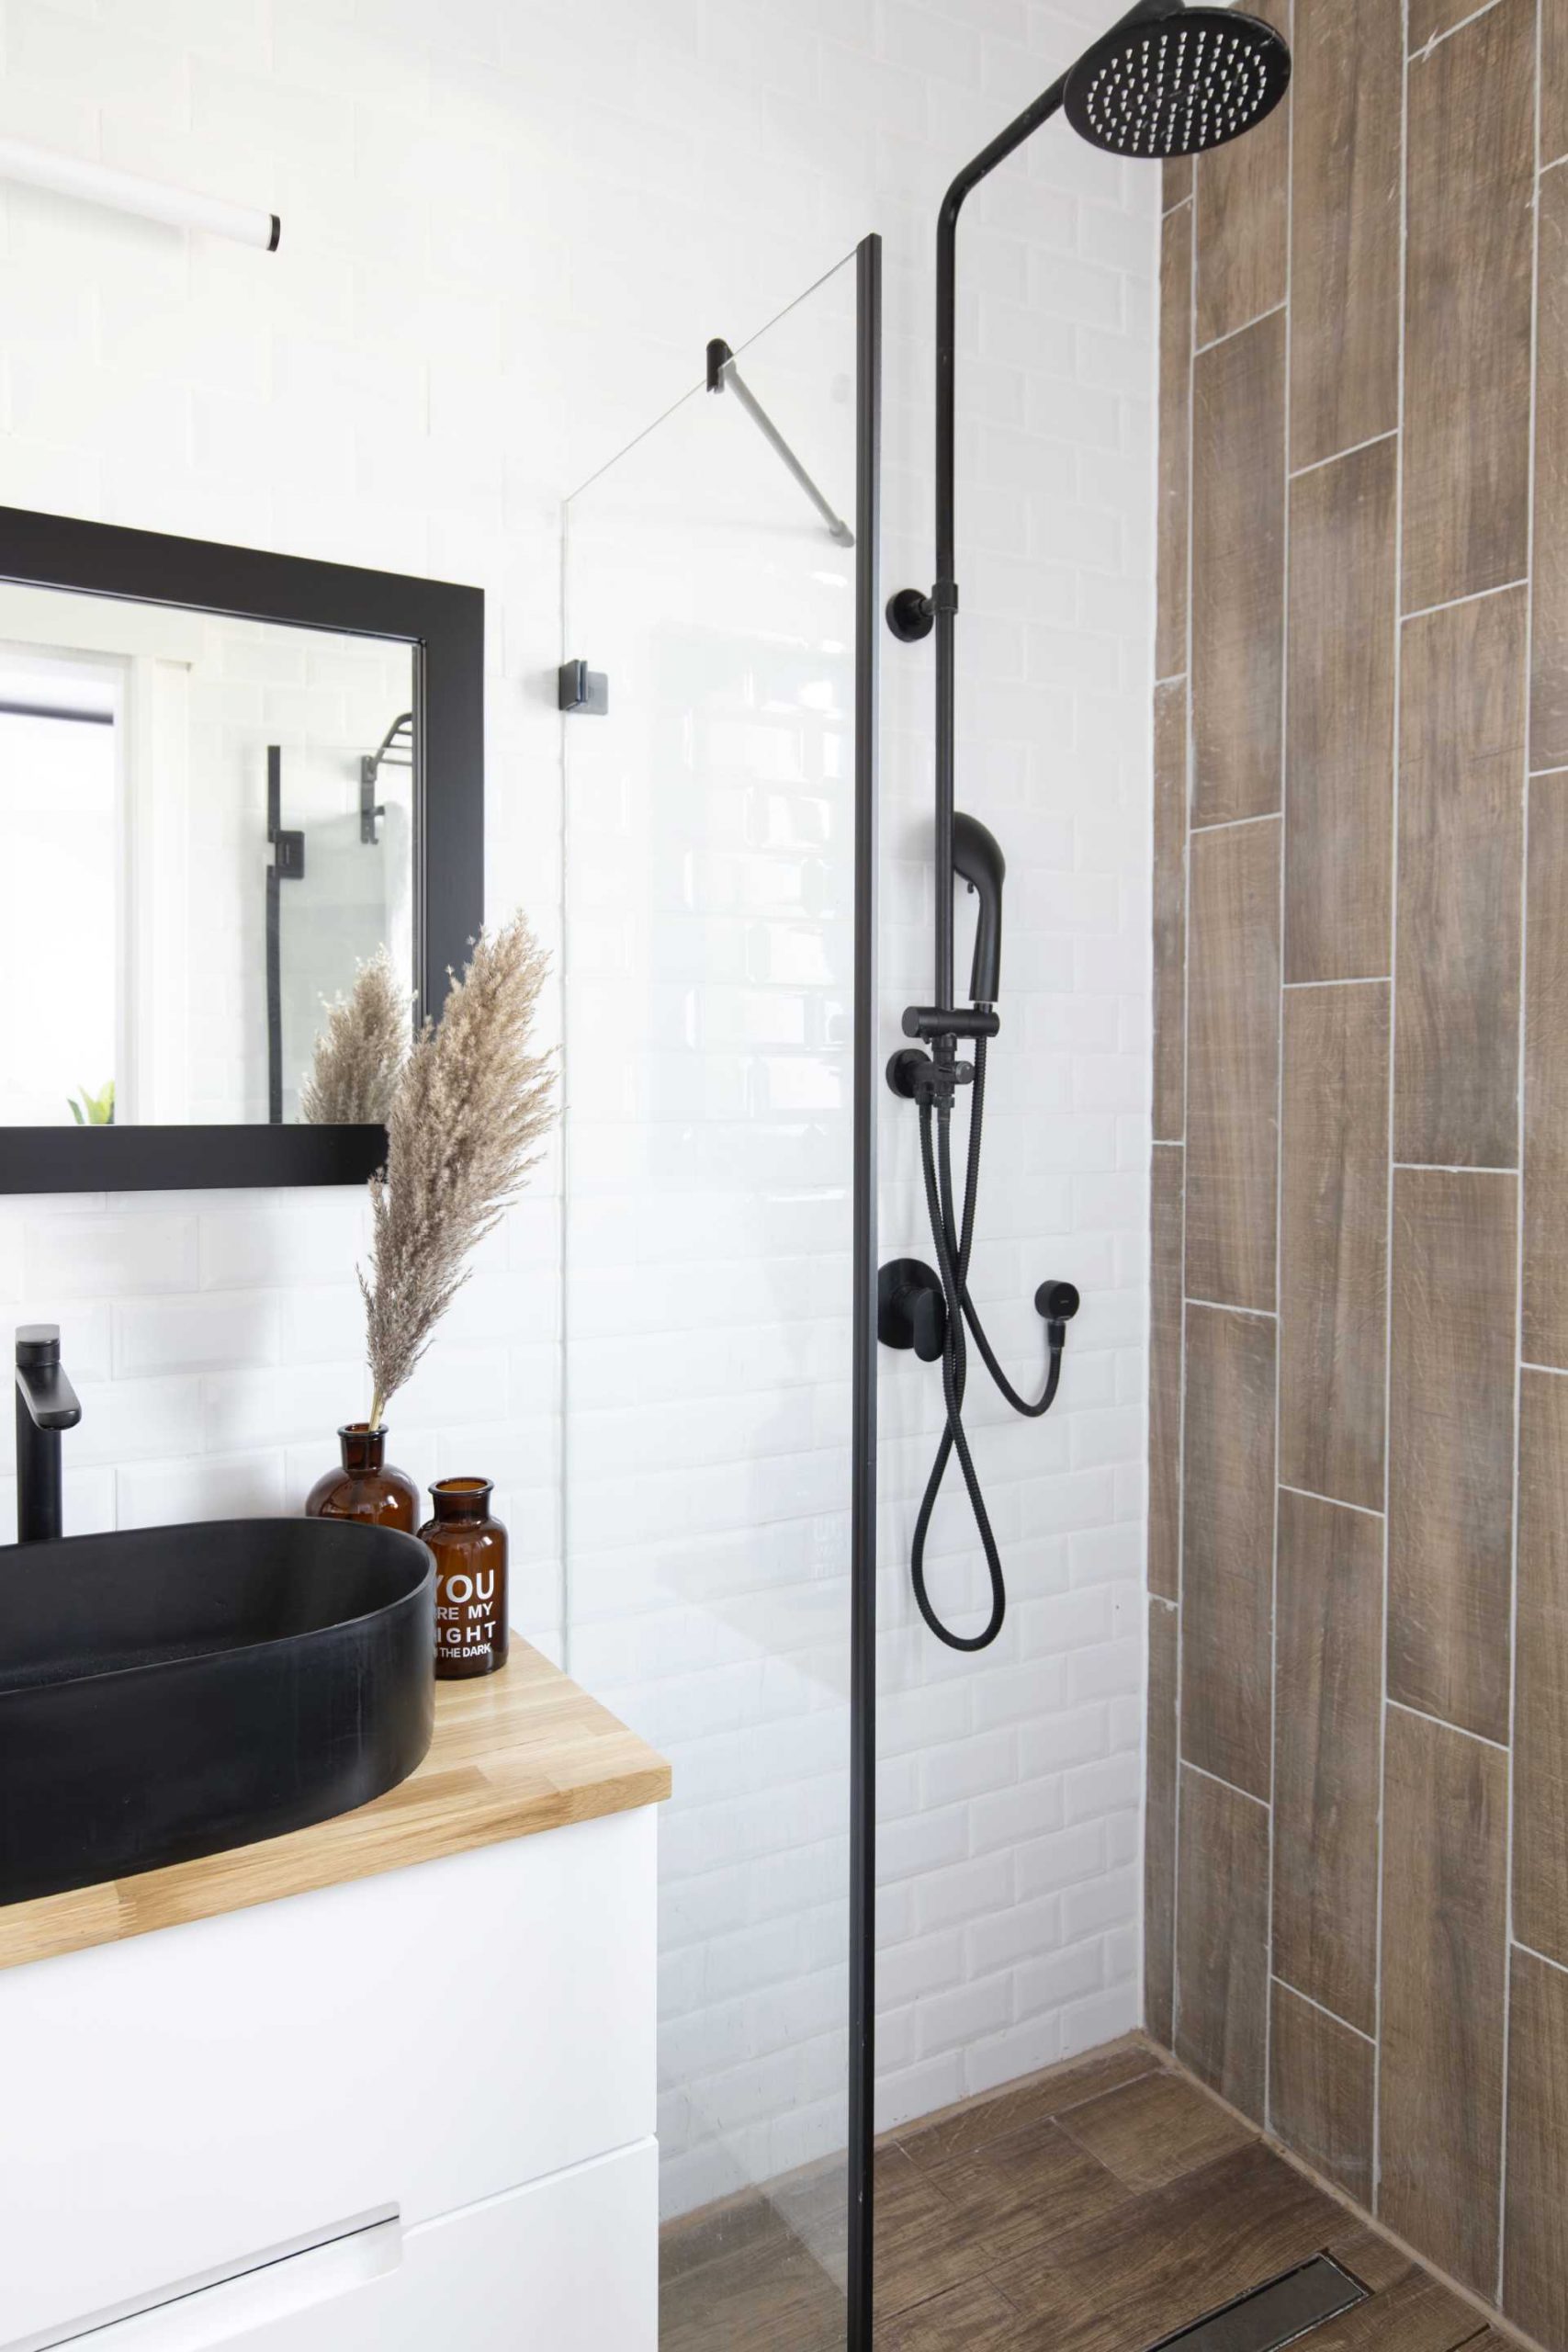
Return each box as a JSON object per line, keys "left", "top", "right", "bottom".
{"left": 706, "top": 337, "right": 856, "bottom": 548}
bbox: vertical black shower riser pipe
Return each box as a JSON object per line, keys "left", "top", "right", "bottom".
{"left": 936, "top": 71, "right": 1063, "bottom": 1019}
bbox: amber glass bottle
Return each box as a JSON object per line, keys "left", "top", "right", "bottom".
{"left": 421, "top": 1478, "right": 509, "bottom": 1680}
{"left": 305, "top": 1424, "right": 420, "bottom": 1534}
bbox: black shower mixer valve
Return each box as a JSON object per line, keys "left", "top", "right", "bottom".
{"left": 886, "top": 1045, "right": 974, "bottom": 1108}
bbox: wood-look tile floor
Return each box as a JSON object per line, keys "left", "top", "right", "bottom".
{"left": 660, "top": 2037, "right": 1501, "bottom": 2351}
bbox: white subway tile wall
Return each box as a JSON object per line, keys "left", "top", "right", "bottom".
{"left": 0, "top": 0, "right": 1154, "bottom": 2162}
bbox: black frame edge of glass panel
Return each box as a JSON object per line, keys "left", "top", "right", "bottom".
{"left": 847, "top": 227, "right": 882, "bottom": 2352}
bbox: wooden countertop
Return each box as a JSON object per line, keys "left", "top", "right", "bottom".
{"left": 0, "top": 1644, "right": 671, "bottom": 1975}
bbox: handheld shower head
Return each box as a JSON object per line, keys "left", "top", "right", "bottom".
{"left": 1065, "top": 6, "right": 1291, "bottom": 161}
{"left": 953, "top": 812, "right": 1005, "bottom": 1008}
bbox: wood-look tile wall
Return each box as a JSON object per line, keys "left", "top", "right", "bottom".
{"left": 1145, "top": 3, "right": 1568, "bottom": 2335}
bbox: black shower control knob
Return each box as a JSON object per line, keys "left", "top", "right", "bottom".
{"left": 886, "top": 1047, "right": 931, "bottom": 1101}
{"left": 1034, "top": 1280, "right": 1080, "bottom": 1324}
{"left": 909, "top": 1287, "right": 944, "bottom": 1363}
{"left": 878, "top": 1260, "right": 947, "bottom": 1363}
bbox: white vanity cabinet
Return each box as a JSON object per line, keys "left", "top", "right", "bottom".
{"left": 64, "top": 2145, "right": 657, "bottom": 2352}
{"left": 0, "top": 1663, "right": 667, "bottom": 2352}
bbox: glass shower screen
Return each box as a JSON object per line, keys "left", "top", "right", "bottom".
{"left": 561, "top": 240, "right": 879, "bottom": 2349}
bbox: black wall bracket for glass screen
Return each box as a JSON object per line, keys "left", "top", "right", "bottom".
{"left": 0, "top": 503, "right": 484, "bottom": 1194}
{"left": 558, "top": 658, "right": 609, "bottom": 715}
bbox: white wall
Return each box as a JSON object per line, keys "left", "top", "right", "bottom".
{"left": 0, "top": 0, "right": 1155, "bottom": 2152}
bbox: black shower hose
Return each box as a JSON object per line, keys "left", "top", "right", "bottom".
{"left": 911, "top": 1036, "right": 1065, "bottom": 1652}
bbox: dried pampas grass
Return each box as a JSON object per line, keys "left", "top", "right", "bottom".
{"left": 361, "top": 913, "right": 556, "bottom": 1429}
{"left": 300, "top": 947, "right": 409, "bottom": 1128}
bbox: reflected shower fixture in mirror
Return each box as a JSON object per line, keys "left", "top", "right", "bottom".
{"left": 0, "top": 505, "right": 482, "bottom": 1193}
{"left": 882, "top": 0, "right": 1292, "bottom": 1652}
{"left": 360, "top": 710, "right": 413, "bottom": 847}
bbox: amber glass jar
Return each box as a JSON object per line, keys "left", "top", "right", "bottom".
{"left": 305, "top": 1424, "right": 420, "bottom": 1534}
{"left": 421, "top": 1478, "right": 509, "bottom": 1680}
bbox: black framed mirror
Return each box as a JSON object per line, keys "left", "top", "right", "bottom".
{"left": 0, "top": 505, "right": 482, "bottom": 1193}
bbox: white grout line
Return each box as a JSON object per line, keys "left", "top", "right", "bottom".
{"left": 1514, "top": 1938, "right": 1568, "bottom": 1980}
{"left": 1280, "top": 1481, "right": 1386, "bottom": 1522}
{"left": 1374, "top": 0, "right": 1414, "bottom": 2222}
{"left": 1497, "top": 0, "right": 1545, "bottom": 2296}
{"left": 1386, "top": 1693, "right": 1512, "bottom": 1757}
{"left": 1402, "top": 576, "right": 1530, "bottom": 625}
{"left": 1181, "top": 1755, "right": 1271, "bottom": 1810}
{"left": 1145, "top": 222, "right": 1181, "bottom": 2018}
{"left": 1194, "top": 298, "right": 1288, "bottom": 359}
{"left": 1190, "top": 809, "right": 1283, "bottom": 836}
{"left": 1271, "top": 1973, "right": 1379, "bottom": 2049}
{"left": 1267, "top": 52, "right": 1296, "bottom": 2143}
{"left": 1392, "top": 1160, "right": 1517, "bottom": 1176}
{"left": 1290, "top": 427, "right": 1400, "bottom": 483}
{"left": 1170, "top": 169, "right": 1199, "bottom": 2065}
{"left": 1282, "top": 975, "right": 1392, "bottom": 989}
{"left": 1408, "top": 0, "right": 1506, "bottom": 65}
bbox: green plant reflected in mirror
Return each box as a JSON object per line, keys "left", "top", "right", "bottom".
{"left": 66, "top": 1080, "right": 114, "bottom": 1128}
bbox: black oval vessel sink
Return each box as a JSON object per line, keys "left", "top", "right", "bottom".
{"left": 0, "top": 1518, "right": 434, "bottom": 1906}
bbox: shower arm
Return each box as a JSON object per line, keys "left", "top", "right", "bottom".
{"left": 912, "top": 0, "right": 1174, "bottom": 1023}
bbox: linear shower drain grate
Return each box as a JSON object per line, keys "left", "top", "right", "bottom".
{"left": 1143, "top": 2256, "right": 1368, "bottom": 2352}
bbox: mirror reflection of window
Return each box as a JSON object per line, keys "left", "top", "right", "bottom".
{"left": 0, "top": 584, "right": 417, "bottom": 1128}
{"left": 0, "top": 656, "right": 119, "bottom": 1130}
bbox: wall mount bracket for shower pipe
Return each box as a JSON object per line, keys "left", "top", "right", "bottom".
{"left": 886, "top": 582, "right": 957, "bottom": 643}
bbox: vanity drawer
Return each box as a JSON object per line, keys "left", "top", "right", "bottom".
{"left": 49, "top": 2142, "right": 658, "bottom": 2352}
{"left": 0, "top": 1809, "right": 656, "bottom": 2350}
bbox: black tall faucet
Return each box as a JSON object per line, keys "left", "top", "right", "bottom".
{"left": 15, "top": 1326, "right": 81, "bottom": 1544}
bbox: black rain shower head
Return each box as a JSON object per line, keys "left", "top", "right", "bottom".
{"left": 1065, "top": 6, "right": 1292, "bottom": 162}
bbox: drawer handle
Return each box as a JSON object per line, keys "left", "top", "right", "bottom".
{"left": 51, "top": 2214, "right": 402, "bottom": 2350}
